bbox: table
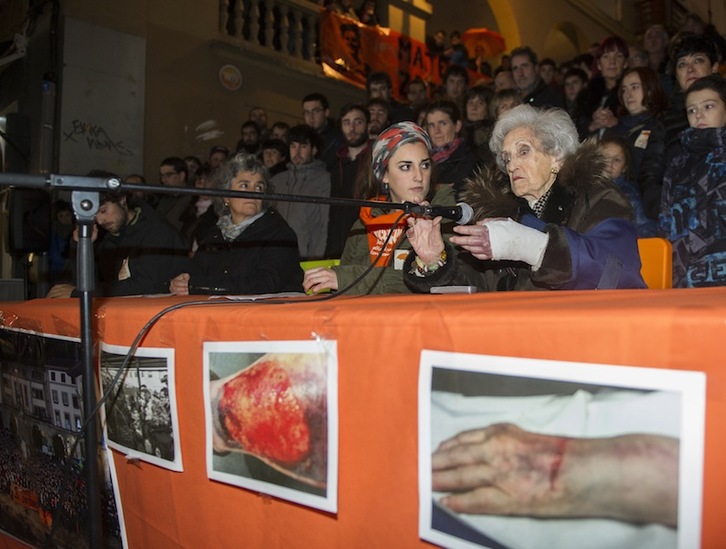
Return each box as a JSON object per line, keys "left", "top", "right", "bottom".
{"left": 0, "top": 288, "right": 724, "bottom": 548}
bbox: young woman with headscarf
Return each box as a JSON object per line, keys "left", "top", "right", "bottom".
{"left": 303, "top": 122, "right": 456, "bottom": 294}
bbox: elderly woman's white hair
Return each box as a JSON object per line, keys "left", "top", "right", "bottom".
{"left": 489, "top": 105, "right": 580, "bottom": 173}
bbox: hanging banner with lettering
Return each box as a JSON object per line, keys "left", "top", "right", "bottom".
{"left": 319, "top": 10, "right": 452, "bottom": 101}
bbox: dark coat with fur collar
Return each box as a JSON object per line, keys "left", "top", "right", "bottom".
{"left": 404, "top": 142, "right": 646, "bottom": 291}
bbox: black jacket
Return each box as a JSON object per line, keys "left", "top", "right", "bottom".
{"left": 523, "top": 78, "right": 565, "bottom": 110}
{"left": 603, "top": 113, "right": 666, "bottom": 219}
{"left": 184, "top": 208, "right": 303, "bottom": 295}
{"left": 435, "top": 139, "right": 480, "bottom": 200}
{"left": 94, "top": 202, "right": 188, "bottom": 296}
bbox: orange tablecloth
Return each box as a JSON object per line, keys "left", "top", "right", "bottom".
{"left": 1, "top": 288, "right": 724, "bottom": 548}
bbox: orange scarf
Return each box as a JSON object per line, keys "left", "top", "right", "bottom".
{"left": 359, "top": 198, "right": 409, "bottom": 266}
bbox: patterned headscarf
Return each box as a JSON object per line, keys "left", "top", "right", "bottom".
{"left": 371, "top": 122, "right": 433, "bottom": 182}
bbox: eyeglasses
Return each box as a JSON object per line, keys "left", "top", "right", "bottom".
{"left": 159, "top": 171, "right": 178, "bottom": 179}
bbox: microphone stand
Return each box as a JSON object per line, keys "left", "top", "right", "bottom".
{"left": 117, "top": 181, "right": 423, "bottom": 214}
{"left": 0, "top": 172, "right": 425, "bottom": 547}
{"left": 73, "top": 189, "right": 103, "bottom": 548}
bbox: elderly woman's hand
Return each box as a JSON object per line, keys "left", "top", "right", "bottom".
{"left": 407, "top": 215, "right": 445, "bottom": 265}
{"left": 452, "top": 218, "right": 550, "bottom": 268}
{"left": 450, "top": 221, "right": 495, "bottom": 260}
{"left": 169, "top": 273, "right": 190, "bottom": 295}
{"left": 303, "top": 267, "right": 339, "bottom": 294}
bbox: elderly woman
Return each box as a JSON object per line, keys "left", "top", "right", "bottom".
{"left": 169, "top": 153, "right": 303, "bottom": 295}
{"left": 303, "top": 122, "right": 456, "bottom": 295}
{"left": 404, "top": 105, "right": 646, "bottom": 292}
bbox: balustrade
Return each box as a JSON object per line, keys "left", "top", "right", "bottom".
{"left": 220, "top": 0, "right": 320, "bottom": 64}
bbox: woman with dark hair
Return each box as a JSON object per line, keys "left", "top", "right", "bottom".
{"left": 303, "top": 122, "right": 456, "bottom": 294}
{"left": 404, "top": 105, "right": 645, "bottom": 292}
{"left": 603, "top": 66, "right": 668, "bottom": 220}
{"left": 576, "top": 35, "right": 630, "bottom": 138}
{"left": 424, "top": 99, "right": 480, "bottom": 199}
{"left": 169, "top": 153, "right": 303, "bottom": 295}
{"left": 464, "top": 85, "right": 495, "bottom": 164}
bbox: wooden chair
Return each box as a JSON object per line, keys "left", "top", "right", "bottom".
{"left": 637, "top": 238, "right": 672, "bottom": 289}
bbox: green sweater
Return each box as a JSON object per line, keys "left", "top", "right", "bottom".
{"left": 332, "top": 185, "right": 456, "bottom": 294}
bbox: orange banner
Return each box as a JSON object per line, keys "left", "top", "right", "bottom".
{"left": 11, "top": 484, "right": 39, "bottom": 511}
{"left": 320, "top": 10, "right": 456, "bottom": 100}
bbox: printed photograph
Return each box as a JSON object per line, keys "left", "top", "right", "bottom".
{"left": 100, "top": 344, "right": 182, "bottom": 472}
{"left": 418, "top": 351, "right": 706, "bottom": 549}
{"left": 204, "top": 340, "right": 338, "bottom": 513}
{"left": 0, "top": 328, "right": 125, "bottom": 548}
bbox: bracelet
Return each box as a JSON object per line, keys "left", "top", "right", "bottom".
{"left": 549, "top": 436, "right": 568, "bottom": 490}
{"left": 409, "top": 250, "right": 447, "bottom": 277}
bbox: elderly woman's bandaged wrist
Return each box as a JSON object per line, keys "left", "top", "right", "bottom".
{"left": 484, "top": 218, "right": 550, "bottom": 269}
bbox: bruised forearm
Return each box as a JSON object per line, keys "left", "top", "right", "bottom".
{"left": 559, "top": 434, "right": 679, "bottom": 526}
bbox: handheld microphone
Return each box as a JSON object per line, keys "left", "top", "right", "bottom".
{"left": 405, "top": 202, "right": 474, "bottom": 225}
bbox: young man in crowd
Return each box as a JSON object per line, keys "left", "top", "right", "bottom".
{"left": 302, "top": 92, "right": 343, "bottom": 173}
{"left": 367, "top": 98, "right": 392, "bottom": 139}
{"left": 366, "top": 71, "right": 415, "bottom": 123}
{"left": 406, "top": 78, "right": 429, "bottom": 121}
{"left": 441, "top": 64, "right": 468, "bottom": 111}
{"left": 155, "top": 156, "right": 194, "bottom": 237}
{"left": 271, "top": 124, "right": 331, "bottom": 260}
{"left": 510, "top": 46, "right": 565, "bottom": 109}
{"left": 326, "top": 104, "right": 372, "bottom": 258}
{"left": 47, "top": 185, "right": 187, "bottom": 297}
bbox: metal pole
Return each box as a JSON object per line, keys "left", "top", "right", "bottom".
{"left": 74, "top": 192, "right": 102, "bottom": 548}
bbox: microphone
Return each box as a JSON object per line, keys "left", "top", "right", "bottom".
{"left": 405, "top": 202, "right": 474, "bottom": 225}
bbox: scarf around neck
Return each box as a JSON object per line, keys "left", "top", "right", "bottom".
{"left": 359, "top": 196, "right": 409, "bottom": 266}
{"left": 216, "top": 209, "right": 265, "bottom": 241}
{"left": 432, "top": 136, "right": 463, "bottom": 164}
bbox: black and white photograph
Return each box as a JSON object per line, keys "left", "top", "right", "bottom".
{"left": 418, "top": 351, "right": 706, "bottom": 549}
{"left": 100, "top": 343, "right": 182, "bottom": 472}
{"left": 204, "top": 340, "right": 338, "bottom": 513}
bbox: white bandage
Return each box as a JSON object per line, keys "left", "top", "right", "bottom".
{"left": 483, "top": 218, "right": 550, "bottom": 270}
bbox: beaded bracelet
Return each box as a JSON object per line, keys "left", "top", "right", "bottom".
{"left": 409, "top": 250, "right": 447, "bottom": 277}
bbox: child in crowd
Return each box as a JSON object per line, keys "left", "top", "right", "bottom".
{"left": 659, "top": 74, "right": 726, "bottom": 287}
{"left": 598, "top": 136, "right": 657, "bottom": 237}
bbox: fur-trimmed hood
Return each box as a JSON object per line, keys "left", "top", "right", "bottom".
{"left": 461, "top": 141, "right": 612, "bottom": 222}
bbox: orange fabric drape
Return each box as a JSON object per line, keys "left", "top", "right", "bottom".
{"left": 1, "top": 289, "right": 725, "bottom": 547}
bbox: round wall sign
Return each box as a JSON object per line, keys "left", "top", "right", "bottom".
{"left": 219, "top": 64, "right": 242, "bottom": 91}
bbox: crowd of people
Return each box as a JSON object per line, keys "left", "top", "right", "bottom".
{"left": 0, "top": 429, "right": 121, "bottom": 545}
{"left": 46, "top": 14, "right": 726, "bottom": 296}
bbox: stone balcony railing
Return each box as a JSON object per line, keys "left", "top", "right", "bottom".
{"left": 218, "top": 0, "right": 322, "bottom": 72}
